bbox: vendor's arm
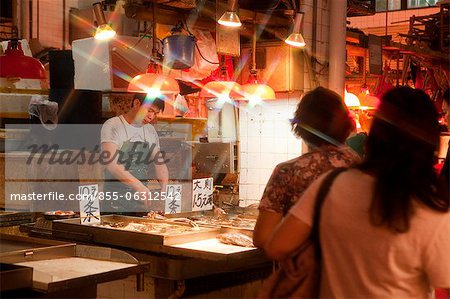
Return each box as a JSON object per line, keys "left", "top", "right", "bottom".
{"left": 154, "top": 162, "right": 169, "bottom": 191}
{"left": 102, "top": 142, "right": 149, "bottom": 193}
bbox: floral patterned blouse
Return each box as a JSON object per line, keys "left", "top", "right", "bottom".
{"left": 259, "top": 145, "right": 360, "bottom": 215}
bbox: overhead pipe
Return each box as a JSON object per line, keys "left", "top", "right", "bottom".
{"left": 328, "top": 0, "right": 347, "bottom": 97}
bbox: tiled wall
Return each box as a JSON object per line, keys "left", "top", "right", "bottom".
{"left": 238, "top": 93, "right": 303, "bottom": 206}
{"left": 238, "top": 0, "right": 330, "bottom": 206}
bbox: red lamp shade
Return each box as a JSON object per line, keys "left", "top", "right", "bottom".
{"left": 239, "top": 83, "right": 276, "bottom": 101}
{"left": 199, "top": 80, "right": 242, "bottom": 98}
{"left": 128, "top": 73, "right": 180, "bottom": 95}
{"left": 0, "top": 40, "right": 46, "bottom": 79}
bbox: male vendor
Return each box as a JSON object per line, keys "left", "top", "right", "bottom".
{"left": 101, "top": 93, "right": 169, "bottom": 213}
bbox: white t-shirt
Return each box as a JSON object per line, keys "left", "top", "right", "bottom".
{"left": 290, "top": 168, "right": 450, "bottom": 299}
{"left": 101, "top": 115, "right": 160, "bottom": 150}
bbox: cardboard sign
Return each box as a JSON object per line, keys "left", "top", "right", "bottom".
{"left": 192, "top": 178, "right": 214, "bottom": 211}
{"left": 78, "top": 184, "right": 100, "bottom": 224}
{"left": 165, "top": 184, "right": 182, "bottom": 214}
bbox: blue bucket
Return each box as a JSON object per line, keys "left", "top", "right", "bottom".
{"left": 163, "top": 35, "right": 195, "bottom": 70}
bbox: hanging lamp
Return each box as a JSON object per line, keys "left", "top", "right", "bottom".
{"left": 344, "top": 89, "right": 361, "bottom": 109}
{"left": 285, "top": 12, "right": 306, "bottom": 48}
{"left": 93, "top": 2, "right": 116, "bottom": 40}
{"left": 218, "top": 0, "right": 242, "bottom": 27}
{"left": 128, "top": 4, "right": 179, "bottom": 95}
{"left": 235, "top": 22, "right": 275, "bottom": 102}
{"left": 199, "top": 56, "right": 241, "bottom": 99}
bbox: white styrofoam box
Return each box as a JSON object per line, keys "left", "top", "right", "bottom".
{"left": 247, "top": 137, "right": 261, "bottom": 153}
{"left": 247, "top": 152, "right": 261, "bottom": 168}
{"left": 207, "top": 102, "right": 237, "bottom": 142}
{"left": 72, "top": 36, "right": 152, "bottom": 91}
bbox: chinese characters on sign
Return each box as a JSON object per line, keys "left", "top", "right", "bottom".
{"left": 165, "top": 184, "right": 182, "bottom": 214}
{"left": 79, "top": 184, "right": 100, "bottom": 224}
{"left": 192, "top": 178, "right": 214, "bottom": 211}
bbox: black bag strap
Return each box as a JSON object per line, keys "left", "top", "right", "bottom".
{"left": 311, "top": 167, "right": 347, "bottom": 260}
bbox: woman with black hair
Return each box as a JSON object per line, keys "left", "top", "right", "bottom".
{"left": 264, "top": 87, "right": 450, "bottom": 298}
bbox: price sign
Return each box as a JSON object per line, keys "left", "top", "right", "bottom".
{"left": 191, "top": 178, "right": 214, "bottom": 211}
{"left": 165, "top": 184, "right": 182, "bottom": 214}
{"left": 78, "top": 184, "right": 100, "bottom": 224}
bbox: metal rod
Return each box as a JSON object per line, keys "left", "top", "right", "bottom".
{"left": 251, "top": 20, "right": 257, "bottom": 71}
{"left": 136, "top": 273, "right": 144, "bottom": 292}
{"left": 36, "top": 0, "right": 39, "bottom": 39}
{"left": 312, "top": 0, "right": 317, "bottom": 71}
{"left": 62, "top": 0, "right": 66, "bottom": 49}
{"left": 385, "top": 0, "right": 388, "bottom": 37}
{"left": 93, "top": 2, "right": 107, "bottom": 25}
{"left": 29, "top": 0, "right": 33, "bottom": 38}
{"left": 228, "top": 0, "right": 238, "bottom": 12}
{"left": 152, "top": 2, "right": 158, "bottom": 57}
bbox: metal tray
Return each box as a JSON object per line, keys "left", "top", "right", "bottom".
{"left": 0, "top": 263, "right": 33, "bottom": 292}
{"left": 0, "top": 234, "right": 148, "bottom": 293}
{"left": 52, "top": 215, "right": 220, "bottom": 250}
{"left": 165, "top": 211, "right": 256, "bottom": 237}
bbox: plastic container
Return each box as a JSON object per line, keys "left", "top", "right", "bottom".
{"left": 163, "top": 35, "right": 195, "bottom": 70}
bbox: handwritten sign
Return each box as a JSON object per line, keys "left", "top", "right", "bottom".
{"left": 165, "top": 184, "right": 182, "bottom": 214}
{"left": 78, "top": 184, "right": 100, "bottom": 224}
{"left": 192, "top": 178, "right": 214, "bottom": 211}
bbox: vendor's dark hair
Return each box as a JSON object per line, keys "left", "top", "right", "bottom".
{"left": 133, "top": 93, "right": 165, "bottom": 111}
{"left": 357, "top": 87, "right": 448, "bottom": 233}
{"left": 291, "top": 87, "right": 352, "bottom": 146}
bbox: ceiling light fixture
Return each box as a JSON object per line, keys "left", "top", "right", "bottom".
{"left": 200, "top": 57, "right": 241, "bottom": 99}
{"left": 218, "top": 0, "right": 242, "bottom": 28}
{"left": 285, "top": 12, "right": 306, "bottom": 48}
{"left": 236, "top": 22, "right": 275, "bottom": 102}
{"left": 93, "top": 2, "right": 116, "bottom": 40}
{"left": 128, "top": 3, "right": 179, "bottom": 95}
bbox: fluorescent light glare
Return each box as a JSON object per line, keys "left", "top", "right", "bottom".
{"left": 285, "top": 33, "right": 306, "bottom": 47}
{"left": 95, "top": 24, "right": 116, "bottom": 40}
{"left": 285, "top": 12, "right": 306, "bottom": 48}
{"left": 93, "top": 2, "right": 116, "bottom": 40}
{"left": 218, "top": 11, "right": 242, "bottom": 27}
{"left": 218, "top": 0, "right": 241, "bottom": 28}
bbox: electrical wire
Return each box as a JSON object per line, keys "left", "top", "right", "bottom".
{"left": 182, "top": 17, "right": 219, "bottom": 65}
